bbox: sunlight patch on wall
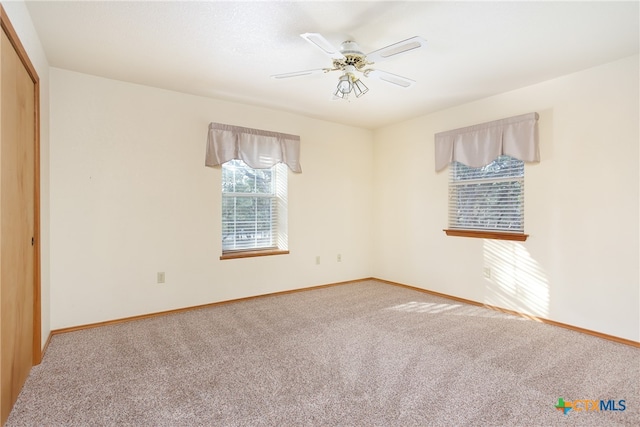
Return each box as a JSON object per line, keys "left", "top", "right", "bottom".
{"left": 483, "top": 240, "right": 549, "bottom": 317}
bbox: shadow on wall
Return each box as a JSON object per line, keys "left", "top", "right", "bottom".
{"left": 483, "top": 239, "right": 550, "bottom": 318}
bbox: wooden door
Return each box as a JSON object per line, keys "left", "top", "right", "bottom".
{"left": 0, "top": 8, "right": 40, "bottom": 425}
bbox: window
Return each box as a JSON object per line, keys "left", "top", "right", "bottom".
{"left": 435, "top": 113, "right": 539, "bottom": 241}
{"left": 206, "top": 122, "right": 300, "bottom": 258}
{"left": 221, "top": 159, "right": 288, "bottom": 258}
{"left": 448, "top": 155, "right": 526, "bottom": 239}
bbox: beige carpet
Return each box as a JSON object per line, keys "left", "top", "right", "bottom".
{"left": 6, "top": 280, "right": 640, "bottom": 426}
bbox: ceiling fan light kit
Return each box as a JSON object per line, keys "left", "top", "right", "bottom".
{"left": 333, "top": 72, "right": 369, "bottom": 100}
{"left": 272, "top": 33, "right": 426, "bottom": 100}
{"left": 332, "top": 64, "right": 369, "bottom": 100}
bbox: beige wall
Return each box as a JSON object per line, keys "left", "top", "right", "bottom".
{"left": 49, "top": 68, "right": 374, "bottom": 329}
{"left": 373, "top": 55, "right": 640, "bottom": 341}
{"left": 2, "top": 0, "right": 51, "bottom": 349}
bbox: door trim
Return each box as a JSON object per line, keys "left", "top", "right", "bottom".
{"left": 0, "top": 4, "right": 41, "bottom": 365}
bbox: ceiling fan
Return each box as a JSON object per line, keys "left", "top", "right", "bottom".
{"left": 271, "top": 33, "right": 427, "bottom": 100}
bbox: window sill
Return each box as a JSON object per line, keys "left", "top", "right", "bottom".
{"left": 444, "top": 229, "right": 529, "bottom": 241}
{"left": 220, "top": 249, "right": 289, "bottom": 260}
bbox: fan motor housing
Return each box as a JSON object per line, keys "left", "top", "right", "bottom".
{"left": 335, "top": 40, "right": 368, "bottom": 71}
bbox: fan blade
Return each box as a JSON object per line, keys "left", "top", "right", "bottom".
{"left": 365, "top": 69, "right": 415, "bottom": 88}
{"left": 366, "top": 36, "right": 426, "bottom": 63}
{"left": 300, "top": 33, "right": 345, "bottom": 60}
{"left": 271, "top": 68, "right": 328, "bottom": 79}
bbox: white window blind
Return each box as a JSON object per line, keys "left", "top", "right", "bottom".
{"left": 449, "top": 155, "right": 524, "bottom": 233}
{"left": 222, "top": 160, "right": 287, "bottom": 253}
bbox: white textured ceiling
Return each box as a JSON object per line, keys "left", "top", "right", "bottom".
{"left": 25, "top": 0, "right": 639, "bottom": 129}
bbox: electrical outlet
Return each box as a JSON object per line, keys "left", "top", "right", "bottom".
{"left": 157, "top": 272, "right": 165, "bottom": 284}
{"left": 316, "top": 256, "right": 320, "bottom": 265}
{"left": 337, "top": 254, "right": 342, "bottom": 262}
{"left": 483, "top": 267, "right": 491, "bottom": 279}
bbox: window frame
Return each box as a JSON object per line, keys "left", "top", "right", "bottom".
{"left": 220, "top": 160, "right": 289, "bottom": 260}
{"left": 444, "top": 155, "right": 528, "bottom": 241}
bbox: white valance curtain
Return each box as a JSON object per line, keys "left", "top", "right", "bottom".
{"left": 434, "top": 112, "right": 539, "bottom": 171}
{"left": 205, "top": 122, "right": 302, "bottom": 173}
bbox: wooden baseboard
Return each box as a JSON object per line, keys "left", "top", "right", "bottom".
{"left": 48, "top": 277, "right": 639, "bottom": 349}
{"left": 374, "top": 278, "right": 640, "bottom": 348}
